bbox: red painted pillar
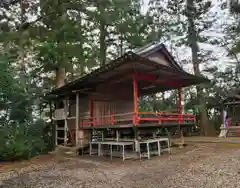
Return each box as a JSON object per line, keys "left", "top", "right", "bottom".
{"left": 133, "top": 73, "right": 139, "bottom": 125}
{"left": 178, "top": 88, "right": 182, "bottom": 114}
{"left": 178, "top": 88, "right": 182, "bottom": 123}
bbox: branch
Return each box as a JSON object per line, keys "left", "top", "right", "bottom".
{"left": 229, "top": 0, "right": 240, "bottom": 14}
{"left": 18, "top": 3, "right": 88, "bottom": 31}
{"left": 17, "top": 11, "right": 58, "bottom": 31}
{"left": 0, "top": 0, "right": 20, "bottom": 9}
{"left": 17, "top": 0, "right": 65, "bottom": 31}
{"left": 222, "top": 42, "right": 240, "bottom": 66}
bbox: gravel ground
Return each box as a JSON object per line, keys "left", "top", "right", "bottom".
{"left": 1, "top": 143, "right": 240, "bottom": 188}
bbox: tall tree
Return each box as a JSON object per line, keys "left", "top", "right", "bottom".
{"left": 146, "top": 0, "right": 223, "bottom": 134}
{"left": 228, "top": 0, "right": 240, "bottom": 81}
{"left": 34, "top": 0, "right": 92, "bottom": 88}
{"left": 185, "top": 0, "right": 216, "bottom": 135}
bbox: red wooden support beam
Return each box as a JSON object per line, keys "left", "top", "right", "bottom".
{"left": 135, "top": 72, "right": 183, "bottom": 86}
{"left": 167, "top": 80, "right": 183, "bottom": 86}
{"left": 178, "top": 88, "right": 182, "bottom": 114}
{"left": 111, "top": 113, "right": 114, "bottom": 125}
{"left": 135, "top": 72, "right": 158, "bottom": 81}
{"left": 178, "top": 88, "right": 182, "bottom": 123}
{"left": 133, "top": 73, "right": 139, "bottom": 125}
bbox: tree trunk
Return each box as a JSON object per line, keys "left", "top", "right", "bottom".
{"left": 186, "top": 0, "right": 215, "bottom": 136}
{"left": 55, "top": 67, "right": 66, "bottom": 88}
{"left": 119, "top": 32, "right": 123, "bottom": 56}
{"left": 152, "top": 94, "right": 157, "bottom": 112}
{"left": 78, "top": 15, "right": 85, "bottom": 77}
{"left": 99, "top": 19, "right": 107, "bottom": 66}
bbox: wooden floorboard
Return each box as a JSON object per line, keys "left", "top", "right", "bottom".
{"left": 179, "top": 136, "right": 240, "bottom": 144}
{"left": 80, "top": 122, "right": 194, "bottom": 130}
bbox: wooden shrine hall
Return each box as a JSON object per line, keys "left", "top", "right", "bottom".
{"left": 224, "top": 90, "right": 240, "bottom": 124}
{"left": 47, "top": 42, "right": 209, "bottom": 159}
{"left": 219, "top": 91, "right": 240, "bottom": 138}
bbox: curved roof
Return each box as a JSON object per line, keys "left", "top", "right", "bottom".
{"left": 223, "top": 90, "right": 240, "bottom": 105}
{"left": 47, "top": 43, "right": 209, "bottom": 98}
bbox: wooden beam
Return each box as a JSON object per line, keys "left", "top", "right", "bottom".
{"left": 225, "top": 101, "right": 240, "bottom": 105}
{"left": 133, "top": 73, "right": 138, "bottom": 125}
{"left": 103, "top": 68, "right": 169, "bottom": 85}
{"left": 109, "top": 74, "right": 132, "bottom": 84}
{"left": 107, "top": 68, "right": 167, "bottom": 85}
{"left": 135, "top": 72, "right": 185, "bottom": 86}
{"left": 64, "top": 98, "right": 68, "bottom": 146}
{"left": 49, "top": 100, "right": 57, "bottom": 148}
{"left": 75, "top": 92, "right": 79, "bottom": 146}
{"left": 178, "top": 88, "right": 182, "bottom": 114}
{"left": 89, "top": 96, "right": 93, "bottom": 126}
{"left": 72, "top": 88, "right": 92, "bottom": 93}
{"left": 136, "top": 57, "right": 183, "bottom": 75}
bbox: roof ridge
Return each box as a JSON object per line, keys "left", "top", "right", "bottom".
{"left": 134, "top": 41, "right": 161, "bottom": 54}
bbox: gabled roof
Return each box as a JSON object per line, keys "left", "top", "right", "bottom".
{"left": 47, "top": 43, "right": 209, "bottom": 98}
{"left": 223, "top": 89, "right": 240, "bottom": 105}
{"left": 135, "top": 42, "right": 183, "bottom": 72}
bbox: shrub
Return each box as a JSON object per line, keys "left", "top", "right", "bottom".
{"left": 0, "top": 119, "right": 53, "bottom": 161}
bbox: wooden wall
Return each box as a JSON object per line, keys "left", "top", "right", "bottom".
{"left": 93, "top": 100, "right": 133, "bottom": 125}
{"left": 66, "top": 78, "right": 135, "bottom": 127}
{"left": 68, "top": 97, "right": 90, "bottom": 118}
{"left": 68, "top": 96, "right": 134, "bottom": 127}
{"left": 68, "top": 97, "right": 90, "bottom": 129}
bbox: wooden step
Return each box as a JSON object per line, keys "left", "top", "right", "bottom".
{"left": 53, "top": 145, "right": 79, "bottom": 156}
{"left": 228, "top": 127, "right": 240, "bottom": 136}
{"left": 57, "top": 128, "right": 65, "bottom": 131}
{"left": 227, "top": 129, "right": 240, "bottom": 137}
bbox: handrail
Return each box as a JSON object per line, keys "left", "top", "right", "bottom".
{"left": 138, "top": 112, "right": 196, "bottom": 124}
{"left": 82, "top": 112, "right": 134, "bottom": 119}
{"left": 79, "top": 111, "right": 196, "bottom": 127}
{"left": 138, "top": 111, "right": 195, "bottom": 116}
{"left": 80, "top": 112, "right": 133, "bottom": 127}
{"left": 139, "top": 117, "right": 195, "bottom": 121}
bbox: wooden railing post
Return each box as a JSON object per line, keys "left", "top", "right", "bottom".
{"left": 133, "top": 112, "right": 136, "bottom": 125}
{"left": 136, "top": 112, "right": 139, "bottom": 125}
{"left": 111, "top": 113, "right": 114, "bottom": 125}
{"left": 81, "top": 119, "right": 83, "bottom": 128}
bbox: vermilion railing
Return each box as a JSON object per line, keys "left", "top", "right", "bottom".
{"left": 80, "top": 112, "right": 196, "bottom": 127}
{"left": 80, "top": 112, "right": 134, "bottom": 128}
{"left": 137, "top": 112, "right": 196, "bottom": 124}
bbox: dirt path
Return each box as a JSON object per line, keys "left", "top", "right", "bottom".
{"left": 1, "top": 143, "right": 240, "bottom": 188}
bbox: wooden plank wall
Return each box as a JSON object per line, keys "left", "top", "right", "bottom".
{"left": 93, "top": 100, "right": 133, "bottom": 125}
{"left": 68, "top": 97, "right": 90, "bottom": 129}
{"left": 68, "top": 97, "right": 90, "bottom": 118}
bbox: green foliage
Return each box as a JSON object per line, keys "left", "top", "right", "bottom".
{"left": 139, "top": 92, "right": 178, "bottom": 113}
{"left": 0, "top": 3, "right": 53, "bottom": 161}
{"left": 0, "top": 47, "right": 52, "bottom": 161}
{"left": 0, "top": 56, "right": 14, "bottom": 109}
{"left": 0, "top": 120, "right": 52, "bottom": 161}
{"left": 229, "top": 0, "right": 240, "bottom": 14}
